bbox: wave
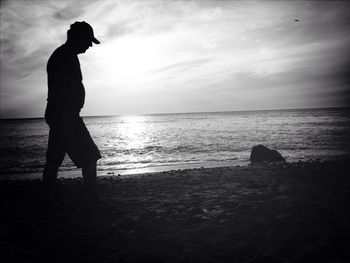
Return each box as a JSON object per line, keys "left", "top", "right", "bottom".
{"left": 1, "top": 108, "right": 350, "bottom": 177}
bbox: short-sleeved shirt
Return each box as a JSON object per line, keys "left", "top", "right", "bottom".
{"left": 45, "top": 43, "right": 85, "bottom": 124}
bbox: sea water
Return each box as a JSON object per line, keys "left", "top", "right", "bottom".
{"left": 1, "top": 108, "right": 350, "bottom": 177}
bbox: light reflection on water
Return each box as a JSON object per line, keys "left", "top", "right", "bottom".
{"left": 1, "top": 108, "right": 350, "bottom": 176}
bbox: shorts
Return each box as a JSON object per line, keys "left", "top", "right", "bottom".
{"left": 45, "top": 117, "right": 101, "bottom": 168}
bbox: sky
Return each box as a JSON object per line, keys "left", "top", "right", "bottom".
{"left": 1, "top": 0, "right": 350, "bottom": 118}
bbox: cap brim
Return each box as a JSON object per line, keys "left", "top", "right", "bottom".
{"left": 92, "top": 37, "right": 100, "bottom": 44}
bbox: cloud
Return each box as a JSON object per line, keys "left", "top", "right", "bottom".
{"left": 154, "top": 58, "right": 213, "bottom": 73}
{"left": 1, "top": 0, "right": 350, "bottom": 118}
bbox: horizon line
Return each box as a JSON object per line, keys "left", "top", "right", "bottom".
{"left": 1, "top": 106, "right": 349, "bottom": 121}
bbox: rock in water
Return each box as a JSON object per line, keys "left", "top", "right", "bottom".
{"left": 250, "top": 145, "right": 285, "bottom": 163}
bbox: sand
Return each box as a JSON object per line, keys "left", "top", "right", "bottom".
{"left": 1, "top": 159, "right": 349, "bottom": 263}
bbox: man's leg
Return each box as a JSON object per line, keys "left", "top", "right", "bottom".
{"left": 42, "top": 163, "right": 59, "bottom": 206}
{"left": 42, "top": 128, "right": 65, "bottom": 208}
{"left": 82, "top": 161, "right": 98, "bottom": 201}
{"left": 73, "top": 117, "right": 101, "bottom": 202}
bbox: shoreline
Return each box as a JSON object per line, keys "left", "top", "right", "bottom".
{"left": 1, "top": 157, "right": 348, "bottom": 181}
{"left": 0, "top": 160, "right": 239, "bottom": 181}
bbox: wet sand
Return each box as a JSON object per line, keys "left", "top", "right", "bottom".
{"left": 1, "top": 159, "right": 349, "bottom": 263}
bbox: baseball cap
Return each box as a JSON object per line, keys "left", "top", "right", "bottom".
{"left": 70, "top": 21, "right": 100, "bottom": 44}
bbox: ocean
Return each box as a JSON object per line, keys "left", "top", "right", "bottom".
{"left": 1, "top": 108, "right": 350, "bottom": 178}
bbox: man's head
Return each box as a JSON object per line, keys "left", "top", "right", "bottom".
{"left": 67, "top": 21, "right": 100, "bottom": 54}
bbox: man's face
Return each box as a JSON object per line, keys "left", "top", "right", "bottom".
{"left": 76, "top": 38, "right": 93, "bottom": 54}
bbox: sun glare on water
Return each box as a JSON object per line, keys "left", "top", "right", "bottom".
{"left": 119, "top": 115, "right": 149, "bottom": 151}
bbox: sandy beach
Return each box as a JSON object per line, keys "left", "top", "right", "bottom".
{"left": 1, "top": 159, "right": 349, "bottom": 263}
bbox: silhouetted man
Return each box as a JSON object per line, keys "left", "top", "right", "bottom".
{"left": 43, "top": 21, "right": 101, "bottom": 207}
